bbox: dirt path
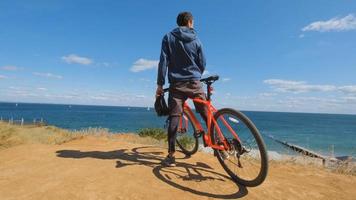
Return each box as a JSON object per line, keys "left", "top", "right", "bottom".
{"left": 0, "top": 136, "right": 355, "bottom": 200}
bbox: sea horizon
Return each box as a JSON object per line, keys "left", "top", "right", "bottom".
{"left": 1, "top": 101, "right": 355, "bottom": 116}
{"left": 1, "top": 101, "right": 355, "bottom": 158}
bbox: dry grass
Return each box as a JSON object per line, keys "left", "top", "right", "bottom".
{"left": 0, "top": 122, "right": 165, "bottom": 150}
{"left": 0, "top": 122, "right": 111, "bottom": 149}
{"left": 327, "top": 160, "right": 356, "bottom": 175}
{"left": 269, "top": 153, "right": 356, "bottom": 176}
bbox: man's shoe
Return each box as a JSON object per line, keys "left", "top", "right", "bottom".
{"left": 161, "top": 155, "right": 176, "bottom": 167}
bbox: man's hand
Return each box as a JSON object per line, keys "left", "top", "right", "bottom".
{"left": 156, "top": 85, "right": 164, "bottom": 97}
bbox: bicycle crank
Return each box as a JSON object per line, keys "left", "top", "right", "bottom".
{"left": 230, "top": 138, "right": 250, "bottom": 168}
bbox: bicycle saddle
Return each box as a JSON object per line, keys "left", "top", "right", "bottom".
{"left": 200, "top": 75, "right": 219, "bottom": 84}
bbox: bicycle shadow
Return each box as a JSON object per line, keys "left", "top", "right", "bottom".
{"left": 56, "top": 146, "right": 248, "bottom": 199}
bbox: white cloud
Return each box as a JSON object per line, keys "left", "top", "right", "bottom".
{"left": 62, "top": 54, "right": 93, "bottom": 65}
{"left": 217, "top": 91, "right": 356, "bottom": 114}
{"left": 90, "top": 96, "right": 109, "bottom": 100}
{"left": 1, "top": 66, "right": 23, "bottom": 71}
{"left": 259, "top": 92, "right": 277, "bottom": 97}
{"left": 52, "top": 94, "right": 77, "bottom": 99}
{"left": 0, "top": 75, "right": 7, "bottom": 79}
{"left": 135, "top": 95, "right": 146, "bottom": 98}
{"left": 9, "top": 86, "right": 21, "bottom": 89}
{"left": 130, "top": 58, "right": 159, "bottom": 72}
{"left": 33, "top": 72, "right": 63, "bottom": 79}
{"left": 264, "top": 79, "right": 356, "bottom": 96}
{"left": 302, "top": 14, "right": 356, "bottom": 32}
{"left": 95, "top": 62, "right": 113, "bottom": 67}
{"left": 7, "top": 88, "right": 39, "bottom": 97}
{"left": 343, "top": 96, "right": 356, "bottom": 103}
{"left": 222, "top": 78, "right": 231, "bottom": 82}
{"left": 264, "top": 79, "right": 336, "bottom": 93}
{"left": 37, "top": 87, "right": 48, "bottom": 91}
{"left": 338, "top": 85, "right": 356, "bottom": 95}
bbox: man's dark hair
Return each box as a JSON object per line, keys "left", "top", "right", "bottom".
{"left": 176, "top": 12, "right": 193, "bottom": 26}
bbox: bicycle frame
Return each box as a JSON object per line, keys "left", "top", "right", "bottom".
{"left": 180, "top": 97, "right": 242, "bottom": 151}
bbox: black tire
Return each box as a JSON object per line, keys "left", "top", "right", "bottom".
{"left": 176, "top": 109, "right": 199, "bottom": 156}
{"left": 211, "top": 108, "right": 268, "bottom": 187}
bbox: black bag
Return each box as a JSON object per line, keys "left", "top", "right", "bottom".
{"left": 154, "top": 94, "right": 169, "bottom": 116}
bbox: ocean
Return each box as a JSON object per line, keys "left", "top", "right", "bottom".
{"left": 1, "top": 102, "right": 355, "bottom": 158}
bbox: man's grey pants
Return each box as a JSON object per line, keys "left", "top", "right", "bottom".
{"left": 167, "top": 80, "right": 207, "bottom": 154}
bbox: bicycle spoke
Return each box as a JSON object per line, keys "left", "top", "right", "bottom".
{"left": 211, "top": 108, "right": 268, "bottom": 186}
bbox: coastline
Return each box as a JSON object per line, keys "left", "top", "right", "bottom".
{"left": 1, "top": 121, "right": 354, "bottom": 175}
{"left": 1, "top": 102, "right": 355, "bottom": 158}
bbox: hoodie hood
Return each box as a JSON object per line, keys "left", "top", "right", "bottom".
{"left": 171, "top": 27, "right": 197, "bottom": 42}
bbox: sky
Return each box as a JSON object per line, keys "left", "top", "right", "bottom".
{"left": 0, "top": 0, "right": 356, "bottom": 114}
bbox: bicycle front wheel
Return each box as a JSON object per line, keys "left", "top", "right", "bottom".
{"left": 176, "top": 109, "right": 199, "bottom": 156}
{"left": 211, "top": 108, "right": 268, "bottom": 187}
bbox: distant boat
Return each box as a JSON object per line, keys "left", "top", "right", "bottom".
{"left": 128, "top": 107, "right": 131, "bottom": 110}
{"left": 15, "top": 103, "right": 18, "bottom": 107}
{"left": 147, "top": 107, "right": 150, "bottom": 111}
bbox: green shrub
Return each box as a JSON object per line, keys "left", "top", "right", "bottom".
{"left": 176, "top": 135, "right": 195, "bottom": 149}
{"left": 137, "top": 128, "right": 167, "bottom": 141}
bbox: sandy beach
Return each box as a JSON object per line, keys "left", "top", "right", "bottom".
{"left": 0, "top": 125, "right": 355, "bottom": 200}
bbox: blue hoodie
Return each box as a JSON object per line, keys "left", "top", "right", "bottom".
{"left": 157, "top": 27, "right": 206, "bottom": 86}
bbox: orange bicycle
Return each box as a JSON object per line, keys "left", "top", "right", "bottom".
{"left": 163, "top": 75, "right": 268, "bottom": 187}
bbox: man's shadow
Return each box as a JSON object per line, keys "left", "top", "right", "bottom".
{"left": 56, "top": 146, "right": 248, "bottom": 199}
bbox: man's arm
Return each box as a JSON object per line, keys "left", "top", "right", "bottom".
{"left": 156, "top": 35, "right": 169, "bottom": 96}
{"left": 197, "top": 41, "right": 206, "bottom": 74}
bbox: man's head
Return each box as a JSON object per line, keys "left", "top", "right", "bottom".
{"left": 176, "top": 12, "right": 194, "bottom": 28}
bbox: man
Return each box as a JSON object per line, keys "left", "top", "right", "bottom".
{"left": 156, "top": 11, "right": 207, "bottom": 167}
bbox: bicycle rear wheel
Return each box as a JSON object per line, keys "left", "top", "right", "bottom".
{"left": 211, "top": 108, "right": 268, "bottom": 187}
{"left": 176, "top": 109, "right": 199, "bottom": 156}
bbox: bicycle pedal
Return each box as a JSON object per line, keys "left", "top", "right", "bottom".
{"left": 177, "top": 128, "right": 187, "bottom": 134}
{"left": 194, "top": 130, "right": 204, "bottom": 138}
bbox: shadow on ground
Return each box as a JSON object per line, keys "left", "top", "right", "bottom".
{"left": 56, "top": 146, "right": 248, "bottom": 199}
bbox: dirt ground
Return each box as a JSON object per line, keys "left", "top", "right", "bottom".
{"left": 0, "top": 135, "right": 355, "bottom": 200}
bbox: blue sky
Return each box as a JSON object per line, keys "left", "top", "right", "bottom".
{"left": 1, "top": 0, "right": 356, "bottom": 114}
